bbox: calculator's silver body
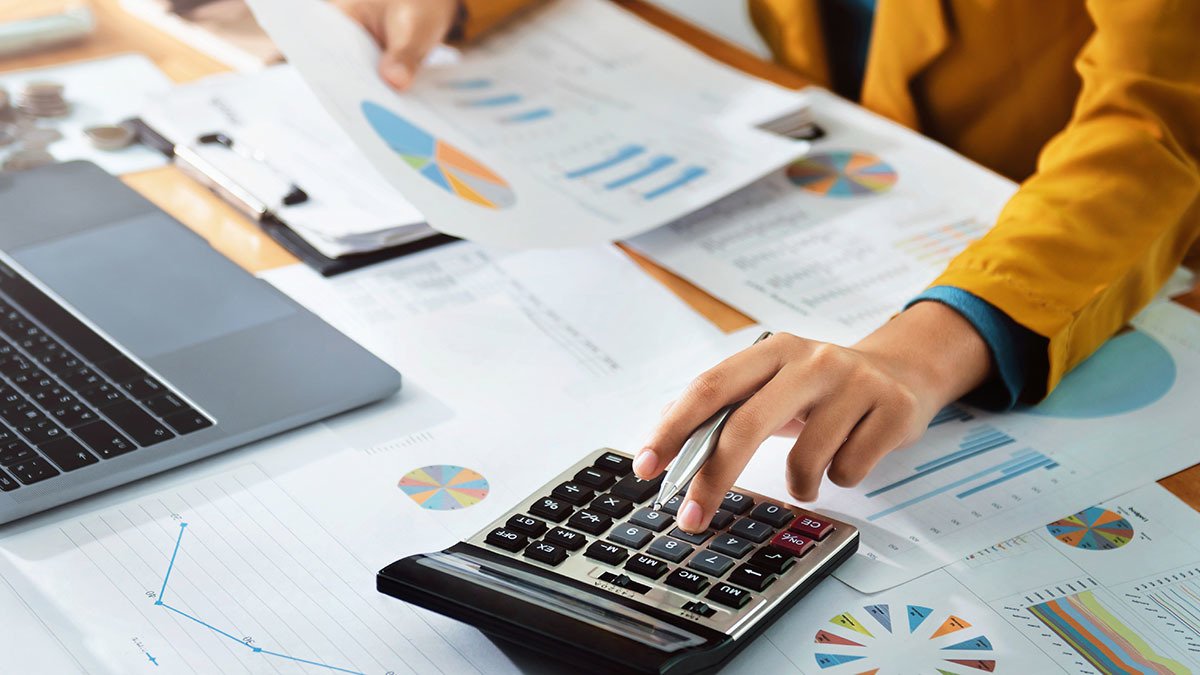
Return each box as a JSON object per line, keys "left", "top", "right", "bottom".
{"left": 465, "top": 449, "right": 858, "bottom": 638}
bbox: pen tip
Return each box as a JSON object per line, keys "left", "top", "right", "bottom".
{"left": 651, "top": 501, "right": 662, "bottom": 512}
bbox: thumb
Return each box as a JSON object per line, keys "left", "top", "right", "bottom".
{"left": 378, "top": 2, "right": 455, "bottom": 90}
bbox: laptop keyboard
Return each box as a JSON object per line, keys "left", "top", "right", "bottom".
{"left": 0, "top": 261, "right": 213, "bottom": 492}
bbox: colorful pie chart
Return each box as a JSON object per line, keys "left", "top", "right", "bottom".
{"left": 399, "top": 465, "right": 490, "bottom": 510}
{"left": 1046, "top": 507, "right": 1135, "bottom": 551}
{"left": 787, "top": 151, "right": 898, "bottom": 197}
{"left": 362, "top": 100, "right": 515, "bottom": 210}
{"left": 813, "top": 603, "right": 997, "bottom": 673}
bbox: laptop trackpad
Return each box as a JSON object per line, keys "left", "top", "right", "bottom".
{"left": 12, "top": 213, "right": 295, "bottom": 359}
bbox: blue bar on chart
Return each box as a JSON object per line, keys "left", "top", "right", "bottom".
{"left": 460, "top": 93, "right": 524, "bottom": 107}
{"left": 865, "top": 425, "right": 1016, "bottom": 498}
{"left": 644, "top": 166, "right": 708, "bottom": 200}
{"left": 867, "top": 448, "right": 1058, "bottom": 521}
{"left": 605, "top": 156, "right": 677, "bottom": 190}
{"left": 565, "top": 145, "right": 646, "bottom": 179}
{"left": 439, "top": 78, "right": 493, "bottom": 90}
{"left": 928, "top": 405, "right": 975, "bottom": 428}
{"left": 502, "top": 108, "right": 554, "bottom": 124}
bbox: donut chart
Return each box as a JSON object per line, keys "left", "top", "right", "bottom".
{"left": 1046, "top": 507, "right": 1135, "bottom": 551}
{"left": 787, "top": 151, "right": 898, "bottom": 197}
{"left": 399, "top": 465, "right": 490, "bottom": 510}
{"left": 362, "top": 100, "right": 515, "bottom": 210}
{"left": 813, "top": 603, "right": 997, "bottom": 672}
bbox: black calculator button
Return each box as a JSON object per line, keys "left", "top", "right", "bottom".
{"left": 710, "top": 534, "right": 754, "bottom": 558}
{"left": 647, "top": 536, "right": 693, "bottom": 563}
{"left": 706, "top": 583, "right": 752, "bottom": 609}
{"left": 568, "top": 509, "right": 613, "bottom": 535}
{"left": 729, "top": 518, "right": 774, "bottom": 543}
{"left": 667, "top": 527, "right": 714, "bottom": 545}
{"left": 682, "top": 601, "right": 716, "bottom": 618}
{"left": 0, "top": 468, "right": 18, "bottom": 491}
{"left": 574, "top": 466, "right": 616, "bottom": 490}
{"left": 629, "top": 507, "right": 674, "bottom": 532}
{"left": 524, "top": 541, "right": 569, "bottom": 566}
{"left": 709, "top": 508, "right": 735, "bottom": 530}
{"left": 749, "top": 502, "right": 795, "bottom": 528}
{"left": 749, "top": 548, "right": 795, "bottom": 574}
{"left": 624, "top": 553, "right": 670, "bottom": 580}
{"left": 551, "top": 481, "right": 595, "bottom": 506}
{"left": 790, "top": 514, "right": 835, "bottom": 540}
{"left": 665, "top": 568, "right": 710, "bottom": 594}
{"left": 585, "top": 541, "right": 629, "bottom": 565}
{"left": 610, "top": 473, "right": 664, "bottom": 503}
{"left": 594, "top": 452, "right": 633, "bottom": 476}
{"left": 485, "top": 527, "right": 528, "bottom": 552}
{"left": 689, "top": 551, "right": 735, "bottom": 577}
{"left": 728, "top": 564, "right": 777, "bottom": 592}
{"left": 506, "top": 514, "right": 548, "bottom": 537}
{"left": 659, "top": 494, "right": 685, "bottom": 516}
{"left": 590, "top": 493, "right": 634, "bottom": 518}
{"left": 721, "top": 491, "right": 754, "bottom": 515}
{"left": 544, "top": 527, "right": 588, "bottom": 551}
{"left": 529, "top": 496, "right": 573, "bottom": 522}
{"left": 608, "top": 524, "right": 654, "bottom": 549}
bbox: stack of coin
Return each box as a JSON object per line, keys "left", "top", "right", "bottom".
{"left": 0, "top": 87, "right": 12, "bottom": 122}
{"left": 16, "top": 80, "right": 69, "bottom": 118}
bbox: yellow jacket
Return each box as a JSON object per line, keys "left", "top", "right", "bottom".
{"left": 464, "top": 0, "right": 1200, "bottom": 397}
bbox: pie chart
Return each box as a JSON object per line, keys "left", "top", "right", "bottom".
{"left": 1046, "top": 507, "right": 1134, "bottom": 551}
{"left": 787, "top": 151, "right": 898, "bottom": 197}
{"left": 813, "top": 603, "right": 997, "bottom": 673}
{"left": 362, "top": 100, "right": 515, "bottom": 210}
{"left": 399, "top": 465, "right": 490, "bottom": 510}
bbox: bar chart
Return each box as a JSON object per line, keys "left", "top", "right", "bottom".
{"left": 565, "top": 144, "right": 708, "bottom": 200}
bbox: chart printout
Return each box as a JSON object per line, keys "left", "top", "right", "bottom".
{"left": 245, "top": 0, "right": 807, "bottom": 248}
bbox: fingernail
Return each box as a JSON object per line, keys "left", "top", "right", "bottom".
{"left": 632, "top": 448, "right": 658, "bottom": 478}
{"left": 678, "top": 500, "right": 705, "bottom": 532}
{"left": 380, "top": 62, "right": 411, "bottom": 88}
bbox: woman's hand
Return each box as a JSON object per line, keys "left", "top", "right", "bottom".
{"left": 634, "top": 301, "right": 994, "bottom": 533}
{"left": 334, "top": 0, "right": 459, "bottom": 90}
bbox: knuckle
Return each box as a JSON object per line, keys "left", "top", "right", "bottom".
{"left": 723, "top": 406, "right": 766, "bottom": 443}
{"left": 687, "top": 370, "right": 726, "bottom": 403}
{"left": 808, "top": 343, "right": 845, "bottom": 370}
{"left": 826, "top": 463, "right": 863, "bottom": 488}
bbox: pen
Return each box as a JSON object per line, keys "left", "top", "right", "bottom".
{"left": 652, "top": 330, "right": 774, "bottom": 512}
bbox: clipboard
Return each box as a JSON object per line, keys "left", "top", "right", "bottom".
{"left": 128, "top": 117, "right": 456, "bottom": 276}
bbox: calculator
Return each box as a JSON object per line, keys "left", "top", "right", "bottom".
{"left": 378, "top": 449, "right": 858, "bottom": 674}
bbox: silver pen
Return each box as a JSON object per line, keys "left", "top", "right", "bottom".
{"left": 652, "top": 331, "right": 774, "bottom": 511}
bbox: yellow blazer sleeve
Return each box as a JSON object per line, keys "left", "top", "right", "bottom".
{"left": 458, "top": 0, "right": 539, "bottom": 42}
{"left": 928, "top": 0, "right": 1200, "bottom": 398}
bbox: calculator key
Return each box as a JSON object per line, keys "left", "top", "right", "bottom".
{"left": 629, "top": 507, "right": 674, "bottom": 532}
{"left": 749, "top": 502, "right": 795, "bottom": 528}
{"left": 529, "top": 496, "right": 573, "bottom": 522}
{"left": 689, "top": 551, "right": 736, "bottom": 577}
{"left": 585, "top": 541, "right": 629, "bottom": 565}
{"left": 710, "top": 534, "right": 755, "bottom": 558}
{"left": 728, "top": 564, "right": 777, "bottom": 592}
{"left": 506, "top": 514, "right": 548, "bottom": 537}
{"left": 607, "top": 523, "right": 654, "bottom": 549}
{"left": 668, "top": 527, "right": 715, "bottom": 545}
{"left": 568, "top": 509, "right": 613, "bottom": 535}
{"left": 551, "top": 481, "right": 595, "bottom": 506}
{"left": 594, "top": 451, "right": 633, "bottom": 476}
{"left": 721, "top": 491, "right": 754, "bottom": 515}
{"left": 485, "top": 528, "right": 528, "bottom": 552}
{"left": 729, "top": 518, "right": 774, "bottom": 543}
{"left": 574, "top": 466, "right": 616, "bottom": 490}
{"left": 665, "top": 568, "right": 710, "bottom": 594}
{"left": 789, "top": 515, "right": 834, "bottom": 540}
{"left": 590, "top": 493, "right": 634, "bottom": 518}
{"left": 681, "top": 601, "right": 716, "bottom": 618}
{"left": 544, "top": 527, "right": 588, "bottom": 551}
{"left": 706, "top": 583, "right": 752, "bottom": 609}
{"left": 610, "top": 473, "right": 664, "bottom": 503}
{"left": 659, "top": 494, "right": 685, "bottom": 516}
{"left": 647, "top": 536, "right": 693, "bottom": 563}
{"left": 624, "top": 553, "right": 670, "bottom": 580}
{"left": 10, "top": 457, "right": 58, "bottom": 484}
{"left": 524, "top": 540, "right": 569, "bottom": 566}
{"left": 749, "top": 547, "right": 795, "bottom": 574}
{"left": 770, "top": 531, "right": 815, "bottom": 558}
{"left": 709, "top": 508, "right": 735, "bottom": 530}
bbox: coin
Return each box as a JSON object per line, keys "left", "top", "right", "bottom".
{"left": 16, "top": 127, "right": 63, "bottom": 149}
{"left": 3, "top": 149, "right": 55, "bottom": 172}
{"left": 84, "top": 123, "right": 136, "bottom": 151}
{"left": 16, "top": 80, "right": 70, "bottom": 118}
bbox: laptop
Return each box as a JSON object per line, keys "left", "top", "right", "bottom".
{"left": 0, "top": 161, "right": 401, "bottom": 524}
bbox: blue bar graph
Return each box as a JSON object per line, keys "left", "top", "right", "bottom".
{"left": 644, "top": 166, "right": 708, "bottom": 200}
{"left": 929, "top": 405, "right": 974, "bottom": 427}
{"left": 566, "top": 145, "right": 646, "bottom": 178}
{"left": 956, "top": 458, "right": 1057, "bottom": 499}
{"left": 865, "top": 425, "right": 1015, "bottom": 498}
{"left": 605, "top": 156, "right": 677, "bottom": 189}
{"left": 502, "top": 107, "right": 554, "bottom": 123}
{"left": 460, "top": 93, "right": 523, "bottom": 107}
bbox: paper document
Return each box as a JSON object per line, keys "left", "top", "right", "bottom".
{"left": 244, "top": 0, "right": 808, "bottom": 248}
{"left": 630, "top": 88, "right": 1018, "bottom": 343}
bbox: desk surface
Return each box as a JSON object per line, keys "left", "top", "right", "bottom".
{"left": 3, "top": 0, "right": 1199, "bottom": 509}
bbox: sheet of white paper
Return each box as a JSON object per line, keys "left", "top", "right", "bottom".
{"left": 728, "top": 302, "right": 1200, "bottom": 592}
{"left": 630, "top": 88, "right": 1018, "bottom": 343}
{"left": 0, "top": 54, "right": 172, "bottom": 175}
{"left": 244, "top": 0, "right": 807, "bottom": 248}
{"left": 0, "top": 574, "right": 81, "bottom": 673}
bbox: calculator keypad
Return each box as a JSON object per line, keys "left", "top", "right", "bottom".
{"left": 472, "top": 449, "right": 858, "bottom": 633}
